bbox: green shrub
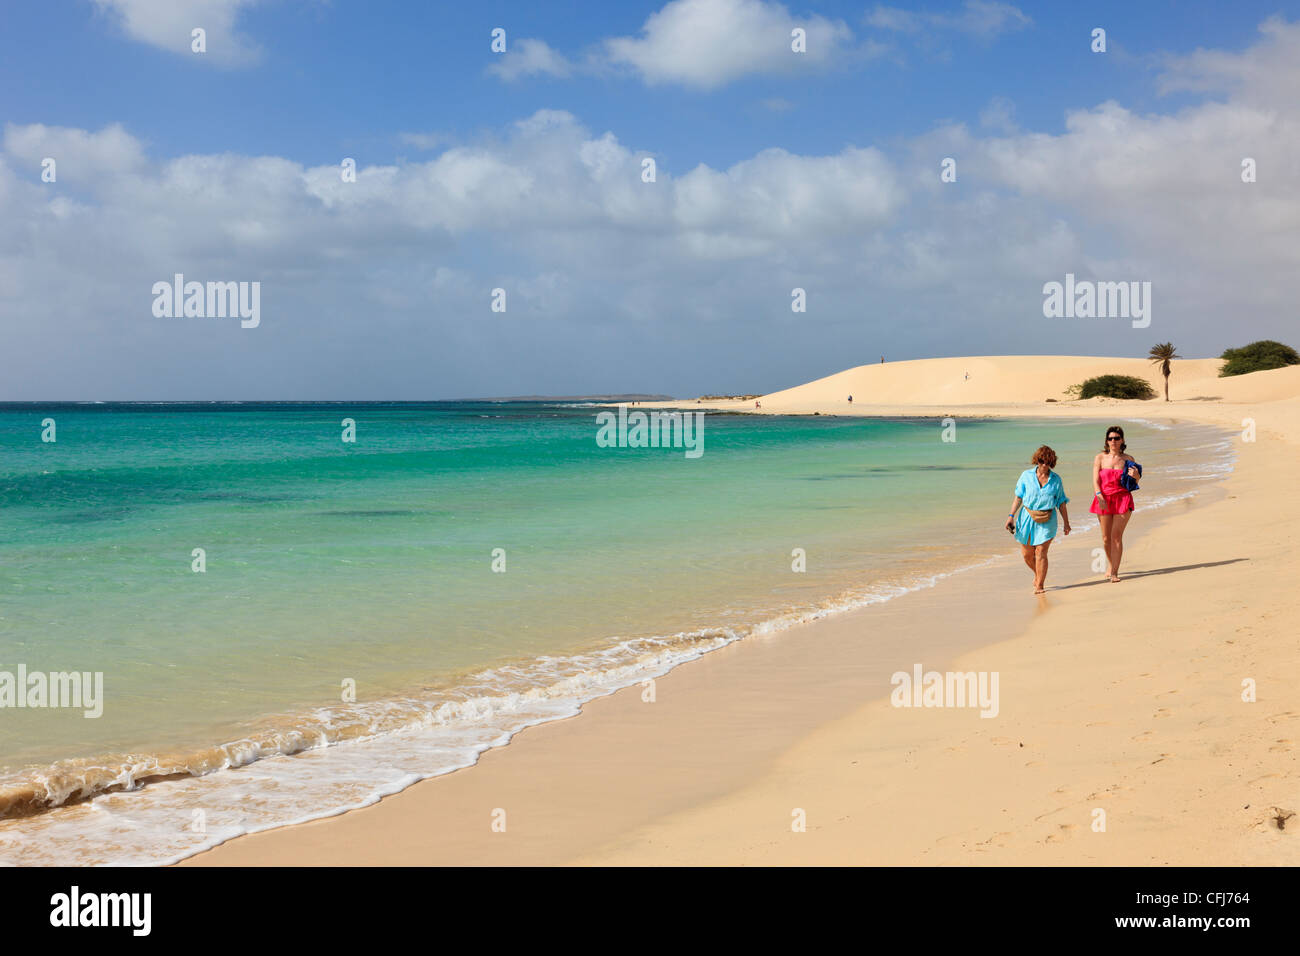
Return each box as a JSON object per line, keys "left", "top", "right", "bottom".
{"left": 1077, "top": 374, "right": 1157, "bottom": 400}
{"left": 1218, "top": 340, "right": 1300, "bottom": 377}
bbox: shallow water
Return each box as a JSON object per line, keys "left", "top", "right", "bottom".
{"left": 0, "top": 403, "right": 1234, "bottom": 863}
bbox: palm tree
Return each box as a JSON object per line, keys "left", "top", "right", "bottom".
{"left": 1148, "top": 342, "right": 1179, "bottom": 402}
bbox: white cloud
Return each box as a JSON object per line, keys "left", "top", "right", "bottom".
{"left": 1157, "top": 16, "right": 1300, "bottom": 110}
{"left": 948, "top": 1, "right": 1031, "bottom": 37}
{"left": 3, "top": 123, "right": 146, "bottom": 185}
{"left": 488, "top": 0, "right": 1005, "bottom": 90}
{"left": 90, "top": 0, "right": 262, "bottom": 65}
{"left": 0, "top": 110, "right": 904, "bottom": 294}
{"left": 673, "top": 147, "right": 899, "bottom": 239}
{"left": 979, "top": 96, "right": 1017, "bottom": 133}
{"left": 865, "top": 5, "right": 922, "bottom": 34}
{"left": 5, "top": 20, "right": 1300, "bottom": 398}
{"left": 486, "top": 37, "right": 575, "bottom": 81}
{"left": 868, "top": 1, "right": 1030, "bottom": 38}
{"left": 397, "top": 132, "right": 447, "bottom": 151}
{"left": 604, "top": 0, "right": 857, "bottom": 89}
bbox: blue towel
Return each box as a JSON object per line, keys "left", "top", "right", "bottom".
{"left": 1119, "top": 460, "right": 1142, "bottom": 491}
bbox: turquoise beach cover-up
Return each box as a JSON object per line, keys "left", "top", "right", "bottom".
{"left": 1014, "top": 467, "right": 1070, "bottom": 546}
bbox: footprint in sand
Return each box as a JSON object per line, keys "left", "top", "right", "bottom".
{"left": 1246, "top": 772, "right": 1281, "bottom": 785}
{"left": 1086, "top": 784, "right": 1126, "bottom": 800}
{"left": 1268, "top": 739, "right": 1293, "bottom": 752}
{"left": 1156, "top": 690, "right": 1180, "bottom": 699}
{"left": 1132, "top": 730, "right": 1154, "bottom": 741}
{"left": 1153, "top": 708, "right": 1172, "bottom": 718}
{"left": 1044, "top": 823, "right": 1078, "bottom": 844}
{"left": 1267, "top": 711, "right": 1297, "bottom": 725}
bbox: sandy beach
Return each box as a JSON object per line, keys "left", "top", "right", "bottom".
{"left": 183, "top": 356, "right": 1300, "bottom": 866}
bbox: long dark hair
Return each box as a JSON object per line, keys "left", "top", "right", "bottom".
{"left": 1103, "top": 425, "right": 1126, "bottom": 453}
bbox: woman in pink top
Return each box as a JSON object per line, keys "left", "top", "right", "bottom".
{"left": 1090, "top": 425, "right": 1138, "bottom": 582}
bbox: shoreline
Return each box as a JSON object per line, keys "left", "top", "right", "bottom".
{"left": 2, "top": 415, "right": 1133, "bottom": 862}
{"left": 180, "top": 387, "right": 1297, "bottom": 866}
{"left": 575, "top": 396, "right": 1297, "bottom": 865}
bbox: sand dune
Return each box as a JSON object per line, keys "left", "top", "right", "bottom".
{"left": 673, "top": 356, "right": 1300, "bottom": 411}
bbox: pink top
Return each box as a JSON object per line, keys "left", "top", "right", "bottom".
{"left": 1090, "top": 468, "right": 1134, "bottom": 514}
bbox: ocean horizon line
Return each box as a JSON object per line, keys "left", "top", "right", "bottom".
{"left": 0, "top": 395, "right": 679, "bottom": 406}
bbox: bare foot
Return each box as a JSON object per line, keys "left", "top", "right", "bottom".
{"left": 1034, "top": 586, "right": 1046, "bottom": 594}
{"left": 1109, "top": 573, "right": 1121, "bottom": 583}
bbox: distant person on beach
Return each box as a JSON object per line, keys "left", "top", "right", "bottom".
{"left": 848, "top": 395, "right": 853, "bottom": 404}
{"left": 1005, "top": 445, "right": 1072, "bottom": 594}
{"left": 880, "top": 356, "right": 884, "bottom": 363}
{"left": 1091, "top": 425, "right": 1142, "bottom": 583}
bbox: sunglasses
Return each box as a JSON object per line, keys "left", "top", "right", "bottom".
{"left": 1107, "top": 436, "right": 1123, "bottom": 441}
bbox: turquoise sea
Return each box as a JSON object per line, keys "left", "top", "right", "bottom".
{"left": 0, "top": 403, "right": 1234, "bottom": 864}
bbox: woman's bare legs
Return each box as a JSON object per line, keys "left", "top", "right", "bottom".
{"left": 1032, "top": 539, "right": 1052, "bottom": 593}
{"left": 1109, "top": 511, "right": 1132, "bottom": 581}
{"left": 1020, "top": 541, "right": 1037, "bottom": 575}
{"left": 1020, "top": 537, "right": 1054, "bottom": 593}
{"left": 1099, "top": 512, "right": 1115, "bottom": 580}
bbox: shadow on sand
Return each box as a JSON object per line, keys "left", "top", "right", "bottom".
{"left": 1050, "top": 558, "right": 1249, "bottom": 591}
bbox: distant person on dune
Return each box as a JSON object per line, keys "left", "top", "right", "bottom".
{"left": 1005, "top": 445, "right": 1072, "bottom": 594}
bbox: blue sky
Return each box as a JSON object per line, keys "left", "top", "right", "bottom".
{"left": 3, "top": 2, "right": 1271, "bottom": 167}
{"left": 2, "top": 1, "right": 1299, "bottom": 398}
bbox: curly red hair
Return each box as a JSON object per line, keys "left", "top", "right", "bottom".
{"left": 1030, "top": 445, "right": 1057, "bottom": 468}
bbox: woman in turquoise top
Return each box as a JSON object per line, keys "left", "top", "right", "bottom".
{"left": 1003, "top": 445, "right": 1072, "bottom": 594}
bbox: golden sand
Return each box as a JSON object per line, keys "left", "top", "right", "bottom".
{"left": 183, "top": 357, "right": 1300, "bottom": 866}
